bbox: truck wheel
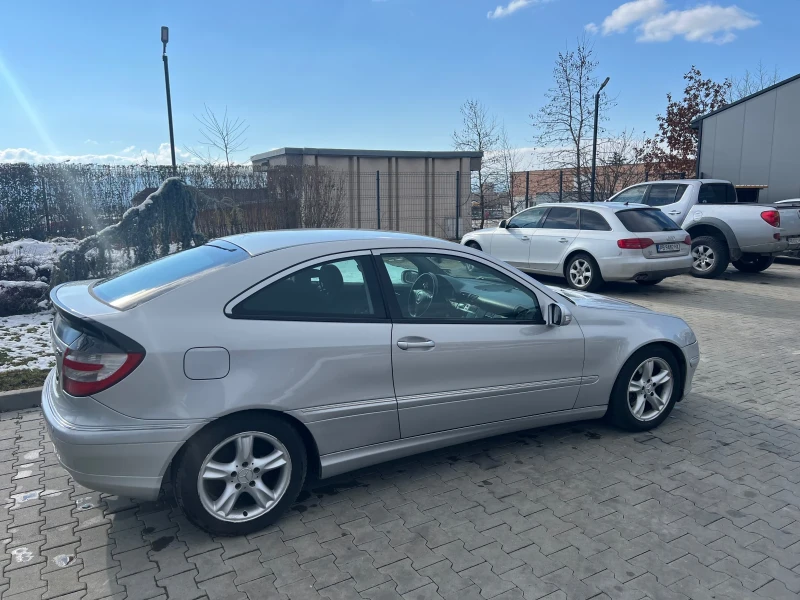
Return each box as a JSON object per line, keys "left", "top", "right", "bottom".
{"left": 690, "top": 236, "right": 729, "bottom": 279}
{"left": 732, "top": 254, "right": 774, "bottom": 273}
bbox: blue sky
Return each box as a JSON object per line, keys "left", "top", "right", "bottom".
{"left": 1, "top": 0, "right": 798, "bottom": 166}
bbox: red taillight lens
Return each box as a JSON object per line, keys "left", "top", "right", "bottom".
{"left": 617, "top": 238, "right": 654, "bottom": 249}
{"left": 761, "top": 210, "right": 780, "bottom": 228}
{"left": 62, "top": 348, "right": 144, "bottom": 397}
{"left": 683, "top": 235, "right": 692, "bottom": 245}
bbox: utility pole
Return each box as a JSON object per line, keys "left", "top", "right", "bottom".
{"left": 590, "top": 76, "right": 610, "bottom": 203}
{"left": 161, "top": 26, "right": 177, "bottom": 176}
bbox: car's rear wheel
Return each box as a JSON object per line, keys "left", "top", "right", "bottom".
{"left": 174, "top": 414, "right": 306, "bottom": 535}
{"left": 636, "top": 278, "right": 663, "bottom": 286}
{"left": 690, "top": 236, "right": 729, "bottom": 278}
{"left": 732, "top": 254, "right": 774, "bottom": 273}
{"left": 465, "top": 241, "right": 482, "bottom": 251}
{"left": 607, "top": 345, "right": 681, "bottom": 431}
{"left": 565, "top": 253, "right": 603, "bottom": 292}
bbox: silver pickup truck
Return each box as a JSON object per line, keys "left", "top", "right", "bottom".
{"left": 608, "top": 179, "right": 800, "bottom": 278}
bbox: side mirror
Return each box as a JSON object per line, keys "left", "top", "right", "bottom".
{"left": 498, "top": 219, "right": 508, "bottom": 229}
{"left": 401, "top": 270, "right": 419, "bottom": 284}
{"left": 548, "top": 303, "right": 573, "bottom": 326}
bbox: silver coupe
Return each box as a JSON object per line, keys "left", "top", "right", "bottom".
{"left": 43, "top": 230, "right": 699, "bottom": 534}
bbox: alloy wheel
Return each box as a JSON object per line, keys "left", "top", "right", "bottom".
{"left": 569, "top": 259, "right": 592, "bottom": 288}
{"left": 197, "top": 432, "right": 291, "bottom": 522}
{"left": 627, "top": 357, "right": 674, "bottom": 421}
{"left": 692, "top": 245, "right": 715, "bottom": 272}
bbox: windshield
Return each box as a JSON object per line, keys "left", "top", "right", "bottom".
{"left": 92, "top": 241, "right": 248, "bottom": 309}
{"left": 616, "top": 209, "right": 681, "bottom": 232}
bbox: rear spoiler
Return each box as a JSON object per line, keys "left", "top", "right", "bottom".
{"left": 50, "top": 283, "right": 145, "bottom": 354}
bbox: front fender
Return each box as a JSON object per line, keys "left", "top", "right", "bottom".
{"left": 685, "top": 217, "right": 740, "bottom": 258}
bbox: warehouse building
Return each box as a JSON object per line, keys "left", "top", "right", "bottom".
{"left": 692, "top": 73, "right": 800, "bottom": 203}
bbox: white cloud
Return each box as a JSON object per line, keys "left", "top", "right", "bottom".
{"left": 637, "top": 5, "right": 759, "bottom": 43}
{"left": 585, "top": 22, "right": 599, "bottom": 33}
{"left": 589, "top": 1, "right": 758, "bottom": 43}
{"left": 600, "top": 0, "right": 665, "bottom": 34}
{"left": 121, "top": 145, "right": 136, "bottom": 154}
{"left": 0, "top": 143, "right": 200, "bottom": 165}
{"left": 487, "top": 0, "right": 537, "bottom": 19}
{"left": 83, "top": 139, "right": 98, "bottom": 145}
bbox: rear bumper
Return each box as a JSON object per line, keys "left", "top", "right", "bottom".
{"left": 41, "top": 371, "right": 198, "bottom": 500}
{"left": 740, "top": 240, "right": 788, "bottom": 255}
{"left": 598, "top": 254, "right": 692, "bottom": 281}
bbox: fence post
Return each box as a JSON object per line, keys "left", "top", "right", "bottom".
{"left": 525, "top": 171, "right": 530, "bottom": 209}
{"left": 559, "top": 170, "right": 563, "bottom": 202}
{"left": 455, "top": 171, "right": 461, "bottom": 240}
{"left": 376, "top": 171, "right": 381, "bottom": 230}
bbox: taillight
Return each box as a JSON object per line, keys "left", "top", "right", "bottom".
{"left": 617, "top": 238, "right": 654, "bottom": 249}
{"left": 761, "top": 210, "right": 780, "bottom": 228}
{"left": 683, "top": 235, "right": 692, "bottom": 245}
{"left": 62, "top": 347, "right": 143, "bottom": 397}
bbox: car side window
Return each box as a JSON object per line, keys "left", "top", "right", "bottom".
{"left": 579, "top": 210, "right": 612, "bottom": 231}
{"left": 541, "top": 207, "right": 578, "bottom": 229}
{"left": 615, "top": 186, "right": 648, "bottom": 203}
{"left": 508, "top": 206, "right": 547, "bottom": 229}
{"left": 231, "top": 256, "right": 383, "bottom": 320}
{"left": 645, "top": 184, "right": 680, "bottom": 207}
{"left": 379, "top": 253, "right": 544, "bottom": 324}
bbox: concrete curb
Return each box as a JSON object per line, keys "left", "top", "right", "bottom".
{"left": 0, "top": 387, "right": 42, "bottom": 413}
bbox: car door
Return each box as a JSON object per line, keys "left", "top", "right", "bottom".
{"left": 530, "top": 207, "right": 580, "bottom": 271}
{"left": 225, "top": 252, "right": 398, "bottom": 455}
{"left": 374, "top": 249, "right": 585, "bottom": 438}
{"left": 644, "top": 183, "right": 690, "bottom": 224}
{"left": 488, "top": 206, "right": 548, "bottom": 269}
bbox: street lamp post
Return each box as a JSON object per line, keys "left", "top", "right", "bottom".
{"left": 161, "top": 26, "right": 177, "bottom": 176}
{"left": 589, "top": 76, "right": 610, "bottom": 203}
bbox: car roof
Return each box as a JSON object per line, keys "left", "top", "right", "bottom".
{"left": 532, "top": 202, "right": 649, "bottom": 212}
{"left": 219, "top": 229, "right": 452, "bottom": 256}
{"left": 624, "top": 179, "right": 730, "bottom": 186}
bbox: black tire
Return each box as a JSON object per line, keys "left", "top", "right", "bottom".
{"left": 565, "top": 253, "right": 604, "bottom": 292}
{"left": 174, "top": 413, "right": 307, "bottom": 536}
{"left": 606, "top": 345, "right": 682, "bottom": 432}
{"left": 636, "top": 279, "right": 663, "bottom": 286}
{"left": 690, "top": 235, "right": 729, "bottom": 279}
{"left": 465, "top": 241, "right": 482, "bottom": 251}
{"left": 732, "top": 254, "right": 774, "bottom": 273}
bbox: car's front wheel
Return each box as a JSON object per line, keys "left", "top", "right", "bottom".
{"left": 732, "top": 254, "right": 774, "bottom": 273}
{"left": 174, "top": 413, "right": 306, "bottom": 535}
{"left": 465, "top": 240, "right": 482, "bottom": 251}
{"left": 565, "top": 253, "right": 603, "bottom": 292}
{"left": 607, "top": 345, "right": 681, "bottom": 431}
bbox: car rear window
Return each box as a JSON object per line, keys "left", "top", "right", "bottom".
{"left": 616, "top": 209, "right": 681, "bottom": 232}
{"left": 699, "top": 183, "right": 737, "bottom": 204}
{"left": 92, "top": 241, "right": 248, "bottom": 309}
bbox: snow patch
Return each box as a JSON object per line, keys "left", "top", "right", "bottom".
{"left": 0, "top": 312, "right": 55, "bottom": 373}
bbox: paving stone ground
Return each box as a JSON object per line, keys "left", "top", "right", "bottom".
{"left": 2, "top": 261, "right": 800, "bottom": 600}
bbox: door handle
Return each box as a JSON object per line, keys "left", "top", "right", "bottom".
{"left": 397, "top": 338, "right": 435, "bottom": 350}
{"left": 559, "top": 238, "right": 569, "bottom": 243}
{"left": 668, "top": 211, "right": 681, "bottom": 215}
{"left": 519, "top": 236, "right": 530, "bottom": 241}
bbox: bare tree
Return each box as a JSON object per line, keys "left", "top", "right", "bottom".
{"left": 728, "top": 61, "right": 781, "bottom": 102}
{"left": 496, "top": 125, "right": 525, "bottom": 215}
{"left": 453, "top": 99, "right": 499, "bottom": 228}
{"left": 594, "top": 129, "right": 646, "bottom": 200}
{"left": 531, "top": 36, "right": 613, "bottom": 202}
{"left": 187, "top": 105, "right": 249, "bottom": 168}
{"left": 300, "top": 167, "right": 347, "bottom": 229}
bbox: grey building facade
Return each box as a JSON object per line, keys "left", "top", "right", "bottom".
{"left": 693, "top": 73, "right": 800, "bottom": 203}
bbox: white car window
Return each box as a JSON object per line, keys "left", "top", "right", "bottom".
{"left": 508, "top": 207, "right": 548, "bottom": 229}
{"left": 614, "top": 186, "right": 648, "bottom": 203}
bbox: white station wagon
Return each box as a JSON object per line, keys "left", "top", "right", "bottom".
{"left": 461, "top": 203, "right": 692, "bottom": 291}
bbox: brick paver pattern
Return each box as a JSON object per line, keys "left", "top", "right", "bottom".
{"left": 2, "top": 263, "right": 800, "bottom": 600}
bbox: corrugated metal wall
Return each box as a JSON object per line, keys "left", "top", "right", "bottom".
{"left": 698, "top": 76, "right": 800, "bottom": 203}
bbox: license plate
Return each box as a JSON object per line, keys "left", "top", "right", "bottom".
{"left": 656, "top": 243, "right": 680, "bottom": 253}
{"left": 788, "top": 236, "right": 800, "bottom": 246}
